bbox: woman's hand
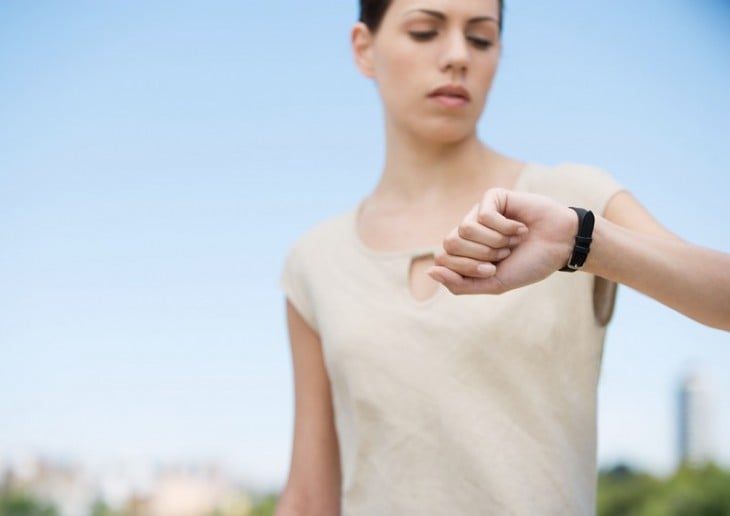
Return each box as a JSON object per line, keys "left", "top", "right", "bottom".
{"left": 429, "top": 188, "right": 730, "bottom": 329}
{"left": 428, "top": 188, "right": 578, "bottom": 294}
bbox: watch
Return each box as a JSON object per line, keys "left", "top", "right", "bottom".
{"left": 560, "top": 207, "right": 595, "bottom": 272}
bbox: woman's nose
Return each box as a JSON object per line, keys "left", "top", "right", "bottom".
{"left": 440, "top": 31, "right": 470, "bottom": 75}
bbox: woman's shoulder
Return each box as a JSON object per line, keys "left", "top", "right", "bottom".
{"left": 520, "top": 161, "right": 624, "bottom": 214}
{"left": 285, "top": 207, "right": 358, "bottom": 260}
{"left": 522, "top": 161, "right": 617, "bottom": 182}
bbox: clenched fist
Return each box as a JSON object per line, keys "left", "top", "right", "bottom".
{"left": 428, "top": 188, "right": 579, "bottom": 295}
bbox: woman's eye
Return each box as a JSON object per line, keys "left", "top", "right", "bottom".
{"left": 468, "top": 36, "right": 493, "bottom": 50}
{"left": 409, "top": 31, "right": 438, "bottom": 42}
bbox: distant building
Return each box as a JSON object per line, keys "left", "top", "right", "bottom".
{"left": 1, "top": 456, "right": 96, "bottom": 516}
{"left": 678, "top": 371, "right": 714, "bottom": 466}
{"left": 0, "top": 457, "right": 252, "bottom": 516}
{"left": 140, "top": 464, "right": 250, "bottom": 516}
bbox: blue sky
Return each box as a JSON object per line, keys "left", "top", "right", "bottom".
{"left": 1, "top": 1, "right": 728, "bottom": 491}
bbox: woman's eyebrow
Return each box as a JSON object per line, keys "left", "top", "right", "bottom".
{"left": 467, "top": 16, "right": 499, "bottom": 26}
{"left": 402, "top": 9, "right": 498, "bottom": 25}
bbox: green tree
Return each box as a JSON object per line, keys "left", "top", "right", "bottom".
{"left": 89, "top": 499, "right": 118, "bottom": 516}
{"left": 0, "top": 491, "right": 58, "bottom": 516}
{"left": 598, "top": 464, "right": 660, "bottom": 516}
{"left": 598, "top": 463, "right": 730, "bottom": 516}
{"left": 249, "top": 494, "right": 278, "bottom": 516}
{"left": 647, "top": 463, "right": 730, "bottom": 516}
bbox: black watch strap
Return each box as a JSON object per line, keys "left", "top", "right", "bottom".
{"left": 560, "top": 207, "right": 595, "bottom": 272}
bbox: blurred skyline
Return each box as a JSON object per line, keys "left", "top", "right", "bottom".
{"left": 1, "top": 1, "right": 729, "bottom": 491}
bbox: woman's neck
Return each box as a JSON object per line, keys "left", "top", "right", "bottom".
{"left": 372, "top": 124, "right": 510, "bottom": 206}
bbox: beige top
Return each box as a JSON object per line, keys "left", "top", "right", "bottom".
{"left": 281, "top": 163, "right": 624, "bottom": 515}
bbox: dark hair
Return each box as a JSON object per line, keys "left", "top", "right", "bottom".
{"left": 359, "top": 0, "right": 504, "bottom": 34}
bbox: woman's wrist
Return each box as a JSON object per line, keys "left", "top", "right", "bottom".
{"left": 581, "top": 215, "right": 610, "bottom": 277}
{"left": 559, "top": 208, "right": 595, "bottom": 272}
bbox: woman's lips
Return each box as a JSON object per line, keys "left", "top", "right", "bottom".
{"left": 428, "top": 85, "right": 471, "bottom": 108}
{"left": 430, "top": 94, "right": 469, "bottom": 108}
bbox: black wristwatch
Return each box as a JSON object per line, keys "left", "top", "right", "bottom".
{"left": 560, "top": 207, "right": 595, "bottom": 272}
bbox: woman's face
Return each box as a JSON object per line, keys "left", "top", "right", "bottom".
{"left": 355, "top": 0, "right": 501, "bottom": 143}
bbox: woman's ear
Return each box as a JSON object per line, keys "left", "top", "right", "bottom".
{"left": 352, "top": 22, "right": 376, "bottom": 78}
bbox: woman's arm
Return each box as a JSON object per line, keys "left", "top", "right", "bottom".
{"left": 276, "top": 301, "right": 341, "bottom": 516}
{"left": 586, "top": 191, "right": 730, "bottom": 329}
{"left": 428, "top": 189, "right": 730, "bottom": 331}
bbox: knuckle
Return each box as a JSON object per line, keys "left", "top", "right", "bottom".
{"left": 457, "top": 222, "right": 474, "bottom": 239}
{"left": 477, "top": 211, "right": 497, "bottom": 227}
{"left": 443, "top": 235, "right": 459, "bottom": 253}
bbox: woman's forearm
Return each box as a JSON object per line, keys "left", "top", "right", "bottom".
{"left": 584, "top": 216, "right": 730, "bottom": 330}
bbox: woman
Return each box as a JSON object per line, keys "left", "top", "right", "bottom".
{"left": 276, "top": 0, "right": 730, "bottom": 514}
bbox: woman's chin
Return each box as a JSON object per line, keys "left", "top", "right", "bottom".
{"left": 414, "top": 122, "right": 476, "bottom": 146}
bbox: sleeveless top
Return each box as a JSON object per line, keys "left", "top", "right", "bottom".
{"left": 281, "top": 163, "right": 624, "bottom": 515}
